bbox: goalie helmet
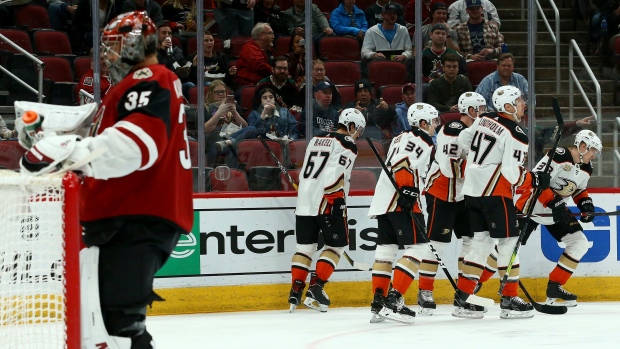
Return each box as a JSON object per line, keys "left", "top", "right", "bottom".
{"left": 338, "top": 108, "right": 366, "bottom": 136}
{"left": 574, "top": 130, "right": 602, "bottom": 153}
{"left": 407, "top": 103, "right": 438, "bottom": 128}
{"left": 492, "top": 85, "right": 523, "bottom": 114}
{"left": 458, "top": 92, "right": 486, "bottom": 116}
{"left": 101, "top": 11, "right": 157, "bottom": 84}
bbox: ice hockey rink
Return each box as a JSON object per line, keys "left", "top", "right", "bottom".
{"left": 147, "top": 302, "right": 620, "bottom": 348}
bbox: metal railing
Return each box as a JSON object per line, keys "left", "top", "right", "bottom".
{"left": 79, "top": 89, "right": 94, "bottom": 105}
{"left": 614, "top": 117, "right": 620, "bottom": 187}
{"left": 0, "top": 34, "right": 45, "bottom": 102}
{"left": 535, "top": 0, "right": 560, "bottom": 93}
{"left": 568, "top": 39, "right": 603, "bottom": 176}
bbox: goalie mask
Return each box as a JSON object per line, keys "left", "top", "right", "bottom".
{"left": 407, "top": 103, "right": 438, "bottom": 129}
{"left": 338, "top": 108, "right": 366, "bottom": 138}
{"left": 574, "top": 130, "right": 602, "bottom": 162}
{"left": 492, "top": 85, "right": 525, "bottom": 121}
{"left": 101, "top": 11, "right": 157, "bottom": 84}
{"left": 458, "top": 92, "right": 486, "bottom": 119}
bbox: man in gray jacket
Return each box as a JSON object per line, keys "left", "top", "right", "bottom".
{"left": 283, "top": 0, "right": 333, "bottom": 40}
{"left": 361, "top": 3, "right": 412, "bottom": 62}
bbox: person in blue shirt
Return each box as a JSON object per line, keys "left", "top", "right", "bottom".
{"left": 393, "top": 83, "right": 416, "bottom": 137}
{"left": 330, "top": 0, "right": 369, "bottom": 42}
{"left": 474, "top": 53, "right": 529, "bottom": 111}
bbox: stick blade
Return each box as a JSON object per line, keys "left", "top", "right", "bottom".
{"left": 353, "top": 261, "right": 371, "bottom": 271}
{"left": 457, "top": 290, "right": 495, "bottom": 308}
{"left": 533, "top": 302, "right": 568, "bottom": 315}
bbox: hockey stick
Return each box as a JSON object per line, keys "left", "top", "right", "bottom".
{"left": 365, "top": 137, "right": 494, "bottom": 308}
{"left": 257, "top": 136, "right": 370, "bottom": 271}
{"left": 519, "top": 210, "right": 620, "bottom": 218}
{"left": 497, "top": 98, "right": 567, "bottom": 315}
{"left": 518, "top": 280, "right": 567, "bottom": 315}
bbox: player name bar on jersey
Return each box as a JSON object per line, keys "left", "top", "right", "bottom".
{"left": 479, "top": 117, "right": 505, "bottom": 136}
{"left": 314, "top": 138, "right": 333, "bottom": 147}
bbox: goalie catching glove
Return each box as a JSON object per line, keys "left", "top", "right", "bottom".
{"left": 577, "top": 197, "right": 595, "bottom": 223}
{"left": 397, "top": 186, "right": 419, "bottom": 211}
{"left": 20, "top": 134, "right": 94, "bottom": 176}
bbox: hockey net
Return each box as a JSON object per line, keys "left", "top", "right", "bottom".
{"left": 0, "top": 170, "right": 81, "bottom": 349}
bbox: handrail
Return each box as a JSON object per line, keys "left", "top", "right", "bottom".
{"left": 535, "top": 0, "right": 560, "bottom": 93}
{"left": 568, "top": 39, "right": 602, "bottom": 176}
{"left": 614, "top": 117, "right": 619, "bottom": 187}
{"left": 0, "top": 34, "right": 45, "bottom": 102}
{"left": 79, "top": 89, "right": 94, "bottom": 105}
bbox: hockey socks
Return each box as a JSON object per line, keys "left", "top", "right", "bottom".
{"left": 315, "top": 249, "right": 341, "bottom": 282}
{"left": 290, "top": 252, "right": 311, "bottom": 284}
{"left": 371, "top": 261, "right": 392, "bottom": 297}
{"left": 392, "top": 256, "right": 419, "bottom": 295}
{"left": 549, "top": 252, "right": 580, "bottom": 285}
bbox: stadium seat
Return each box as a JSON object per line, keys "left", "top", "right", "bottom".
{"left": 192, "top": 166, "right": 214, "bottom": 192}
{"left": 324, "top": 61, "right": 361, "bottom": 85}
{"left": 288, "top": 139, "right": 307, "bottom": 169}
{"left": 40, "top": 56, "right": 74, "bottom": 82}
{"left": 238, "top": 85, "right": 256, "bottom": 117}
{"left": 466, "top": 60, "right": 497, "bottom": 89}
{"left": 210, "top": 168, "right": 249, "bottom": 191}
{"left": 367, "top": 61, "right": 406, "bottom": 94}
{"left": 355, "top": 0, "right": 375, "bottom": 9}
{"left": 14, "top": 5, "right": 51, "bottom": 31}
{"left": 279, "top": 0, "right": 294, "bottom": 11}
{"left": 50, "top": 82, "right": 78, "bottom": 105}
{"left": 229, "top": 36, "right": 252, "bottom": 58}
{"left": 350, "top": 169, "right": 378, "bottom": 190}
{"left": 189, "top": 86, "right": 209, "bottom": 105}
{"left": 379, "top": 85, "right": 404, "bottom": 106}
{"left": 439, "top": 112, "right": 461, "bottom": 126}
{"left": 248, "top": 166, "right": 282, "bottom": 191}
{"left": 275, "top": 36, "right": 291, "bottom": 56}
{"left": 280, "top": 169, "right": 300, "bottom": 191}
{"left": 73, "top": 56, "right": 91, "bottom": 82}
{"left": 318, "top": 36, "right": 361, "bottom": 61}
{"left": 336, "top": 85, "right": 356, "bottom": 107}
{"left": 236, "top": 139, "right": 284, "bottom": 171}
{"left": 314, "top": 0, "right": 339, "bottom": 13}
{"left": 189, "top": 140, "right": 199, "bottom": 167}
{"left": 33, "top": 30, "right": 72, "bottom": 55}
{"left": 0, "top": 141, "right": 26, "bottom": 171}
{"left": 354, "top": 138, "right": 385, "bottom": 168}
{"left": 0, "top": 29, "right": 33, "bottom": 54}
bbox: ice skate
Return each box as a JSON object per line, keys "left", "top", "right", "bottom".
{"left": 303, "top": 274, "right": 330, "bottom": 312}
{"left": 500, "top": 296, "right": 534, "bottom": 319}
{"left": 288, "top": 280, "right": 305, "bottom": 312}
{"left": 452, "top": 293, "right": 485, "bottom": 319}
{"left": 378, "top": 290, "right": 416, "bottom": 324}
{"left": 370, "top": 288, "right": 386, "bottom": 323}
{"left": 417, "top": 289, "right": 436, "bottom": 315}
{"left": 545, "top": 281, "right": 578, "bottom": 307}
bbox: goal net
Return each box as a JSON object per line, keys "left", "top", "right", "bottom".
{"left": 0, "top": 170, "right": 81, "bottom": 349}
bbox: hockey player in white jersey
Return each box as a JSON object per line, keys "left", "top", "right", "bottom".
{"left": 289, "top": 108, "right": 366, "bottom": 313}
{"left": 455, "top": 85, "right": 551, "bottom": 319}
{"left": 367, "top": 103, "right": 438, "bottom": 324}
{"left": 418, "top": 92, "right": 486, "bottom": 315}
{"left": 514, "top": 130, "right": 601, "bottom": 307}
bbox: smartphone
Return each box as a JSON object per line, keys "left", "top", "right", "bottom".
{"left": 226, "top": 94, "right": 234, "bottom": 104}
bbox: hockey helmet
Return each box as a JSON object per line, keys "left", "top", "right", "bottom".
{"left": 338, "top": 108, "right": 366, "bottom": 136}
{"left": 492, "top": 85, "right": 524, "bottom": 114}
{"left": 574, "top": 130, "right": 602, "bottom": 153}
{"left": 407, "top": 103, "right": 439, "bottom": 128}
{"left": 101, "top": 11, "right": 158, "bottom": 84}
{"left": 458, "top": 92, "right": 486, "bottom": 116}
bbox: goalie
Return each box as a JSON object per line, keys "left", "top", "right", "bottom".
{"left": 18, "top": 11, "right": 193, "bottom": 349}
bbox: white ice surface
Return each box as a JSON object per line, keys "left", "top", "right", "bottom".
{"left": 147, "top": 302, "right": 620, "bottom": 348}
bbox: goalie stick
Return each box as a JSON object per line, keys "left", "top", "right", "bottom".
{"left": 365, "top": 137, "right": 494, "bottom": 308}
{"left": 497, "top": 98, "right": 568, "bottom": 315}
{"left": 257, "top": 136, "right": 370, "bottom": 272}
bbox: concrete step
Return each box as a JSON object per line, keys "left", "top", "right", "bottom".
{"left": 533, "top": 105, "right": 620, "bottom": 118}
{"left": 502, "top": 31, "right": 589, "bottom": 44}
{"left": 533, "top": 93, "right": 615, "bottom": 108}
{"left": 513, "top": 66, "right": 598, "bottom": 80}
{"left": 496, "top": 7, "right": 576, "bottom": 22}
{"left": 513, "top": 56, "right": 600, "bottom": 67}
{"left": 532, "top": 80, "right": 614, "bottom": 93}
{"left": 508, "top": 42, "right": 589, "bottom": 56}
{"left": 500, "top": 19, "right": 580, "bottom": 32}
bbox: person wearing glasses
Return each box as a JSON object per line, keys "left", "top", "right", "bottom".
{"left": 235, "top": 22, "right": 277, "bottom": 88}
{"left": 256, "top": 56, "right": 301, "bottom": 113}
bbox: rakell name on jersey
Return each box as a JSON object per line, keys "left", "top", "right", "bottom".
{"left": 314, "top": 138, "right": 333, "bottom": 147}
{"left": 480, "top": 118, "right": 505, "bottom": 136}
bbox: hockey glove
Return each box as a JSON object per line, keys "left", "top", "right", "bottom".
{"left": 531, "top": 171, "right": 551, "bottom": 190}
{"left": 577, "top": 197, "right": 595, "bottom": 223}
{"left": 547, "top": 196, "right": 570, "bottom": 225}
{"left": 397, "top": 186, "right": 419, "bottom": 211}
{"left": 20, "top": 135, "right": 93, "bottom": 176}
{"left": 323, "top": 198, "right": 346, "bottom": 227}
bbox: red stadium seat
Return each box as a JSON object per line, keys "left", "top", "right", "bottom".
{"left": 288, "top": 139, "right": 307, "bottom": 169}
{"left": 367, "top": 61, "right": 406, "bottom": 94}
{"left": 279, "top": 0, "right": 294, "bottom": 11}
{"left": 439, "top": 112, "right": 461, "bottom": 126}
{"left": 337, "top": 85, "right": 356, "bottom": 107}
{"left": 324, "top": 61, "right": 361, "bottom": 85}
{"left": 73, "top": 56, "right": 91, "bottom": 82}
{"left": 189, "top": 140, "right": 200, "bottom": 167}
{"left": 0, "top": 141, "right": 27, "bottom": 171}
{"left": 280, "top": 169, "right": 300, "bottom": 191}
{"left": 238, "top": 85, "right": 256, "bottom": 117}
{"left": 33, "top": 30, "right": 72, "bottom": 55}
{"left": 354, "top": 138, "right": 385, "bottom": 168}
{"left": 0, "top": 29, "right": 33, "bottom": 54}
{"left": 379, "top": 85, "right": 404, "bottom": 106}
{"left": 236, "top": 139, "right": 284, "bottom": 170}
{"left": 351, "top": 169, "right": 377, "bottom": 190}
{"left": 466, "top": 60, "right": 497, "bottom": 88}
{"left": 210, "top": 168, "right": 249, "bottom": 191}
{"left": 275, "top": 36, "right": 291, "bottom": 56}
{"left": 229, "top": 36, "right": 252, "bottom": 58}
{"left": 40, "top": 56, "right": 73, "bottom": 82}
{"left": 318, "top": 36, "right": 361, "bottom": 61}
{"left": 189, "top": 86, "right": 209, "bottom": 105}
{"left": 14, "top": 5, "right": 51, "bottom": 31}
{"left": 314, "top": 0, "right": 339, "bottom": 13}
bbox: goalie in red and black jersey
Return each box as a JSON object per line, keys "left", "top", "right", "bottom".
{"left": 20, "top": 11, "right": 193, "bottom": 349}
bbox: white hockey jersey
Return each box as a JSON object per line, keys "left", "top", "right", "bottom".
{"left": 295, "top": 132, "right": 358, "bottom": 216}
{"left": 516, "top": 147, "right": 593, "bottom": 225}
{"left": 425, "top": 120, "right": 468, "bottom": 202}
{"left": 368, "top": 128, "right": 434, "bottom": 216}
{"left": 458, "top": 112, "right": 530, "bottom": 199}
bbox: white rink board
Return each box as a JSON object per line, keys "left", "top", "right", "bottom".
{"left": 154, "top": 193, "right": 620, "bottom": 288}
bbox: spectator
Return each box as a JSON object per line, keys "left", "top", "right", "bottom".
{"left": 344, "top": 79, "right": 396, "bottom": 141}
{"left": 77, "top": 48, "right": 112, "bottom": 104}
{"left": 591, "top": 1, "right": 620, "bottom": 58}
{"left": 246, "top": 86, "right": 298, "bottom": 141}
{"left": 286, "top": 33, "right": 306, "bottom": 87}
{"left": 393, "top": 83, "right": 416, "bottom": 136}
{"left": 0, "top": 114, "right": 17, "bottom": 139}
{"left": 121, "top": 0, "right": 164, "bottom": 26}
{"left": 156, "top": 22, "right": 190, "bottom": 83}
{"left": 74, "top": 0, "right": 123, "bottom": 53}
{"left": 203, "top": 80, "right": 247, "bottom": 167}
{"left": 256, "top": 56, "right": 301, "bottom": 111}
{"left": 299, "top": 81, "right": 340, "bottom": 137}
{"left": 362, "top": 3, "right": 412, "bottom": 62}
{"left": 365, "top": 0, "right": 405, "bottom": 28}
{"left": 475, "top": 53, "right": 528, "bottom": 111}
{"left": 404, "top": 0, "right": 443, "bottom": 32}
{"left": 282, "top": 0, "right": 334, "bottom": 40}
{"left": 421, "top": 23, "right": 466, "bottom": 82}
{"left": 187, "top": 31, "right": 236, "bottom": 95}
{"left": 330, "top": 0, "right": 368, "bottom": 42}
{"left": 47, "top": 0, "right": 78, "bottom": 30}
{"left": 299, "top": 59, "right": 342, "bottom": 108}
{"left": 428, "top": 53, "right": 472, "bottom": 113}
{"left": 235, "top": 22, "right": 276, "bottom": 87}
{"left": 419, "top": 2, "right": 459, "bottom": 51}
{"left": 254, "top": 0, "right": 288, "bottom": 37}
{"left": 447, "top": 0, "right": 500, "bottom": 29}
{"left": 215, "top": 0, "right": 256, "bottom": 43}
{"left": 453, "top": 0, "right": 503, "bottom": 61}
{"left": 161, "top": 0, "right": 195, "bottom": 31}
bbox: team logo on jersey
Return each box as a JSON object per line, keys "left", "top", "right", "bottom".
{"left": 133, "top": 67, "right": 153, "bottom": 79}
{"left": 449, "top": 122, "right": 463, "bottom": 129}
{"left": 83, "top": 77, "right": 93, "bottom": 86}
{"left": 345, "top": 136, "right": 354, "bottom": 143}
{"left": 562, "top": 164, "right": 572, "bottom": 172}
{"left": 553, "top": 177, "right": 577, "bottom": 197}
{"left": 416, "top": 105, "right": 424, "bottom": 110}
{"left": 515, "top": 125, "right": 526, "bottom": 135}
{"left": 555, "top": 148, "right": 565, "bottom": 155}
{"left": 442, "top": 228, "right": 451, "bottom": 235}
{"left": 497, "top": 90, "right": 504, "bottom": 96}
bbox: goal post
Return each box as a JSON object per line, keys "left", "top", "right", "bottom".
{"left": 0, "top": 170, "right": 81, "bottom": 349}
